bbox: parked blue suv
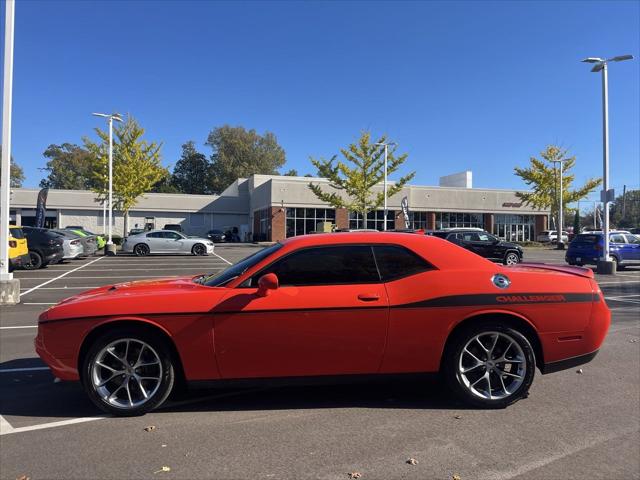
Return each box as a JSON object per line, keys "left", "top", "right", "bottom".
{"left": 566, "top": 231, "right": 640, "bottom": 270}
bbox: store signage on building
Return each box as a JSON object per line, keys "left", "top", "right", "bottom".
{"left": 401, "top": 196, "right": 410, "bottom": 228}
{"left": 502, "top": 202, "right": 523, "bottom": 208}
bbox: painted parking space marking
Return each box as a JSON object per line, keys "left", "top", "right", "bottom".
{"left": 19, "top": 257, "right": 104, "bottom": 298}
{"left": 0, "top": 325, "right": 37, "bottom": 330}
{"left": 0, "top": 415, "right": 105, "bottom": 436}
{"left": 213, "top": 251, "right": 233, "bottom": 265}
{"left": 0, "top": 367, "right": 49, "bottom": 373}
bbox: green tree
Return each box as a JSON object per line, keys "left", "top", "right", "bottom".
{"left": 39, "top": 143, "right": 98, "bottom": 190}
{"left": 283, "top": 168, "right": 298, "bottom": 176}
{"left": 205, "top": 125, "right": 286, "bottom": 194}
{"left": 610, "top": 189, "right": 640, "bottom": 228}
{"left": 514, "top": 146, "right": 601, "bottom": 228}
{"left": 308, "top": 131, "right": 415, "bottom": 217}
{"left": 0, "top": 145, "right": 25, "bottom": 188}
{"left": 171, "top": 141, "right": 211, "bottom": 194}
{"left": 84, "top": 116, "right": 169, "bottom": 233}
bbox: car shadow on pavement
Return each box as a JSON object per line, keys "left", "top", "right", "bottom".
{"left": 1, "top": 360, "right": 473, "bottom": 420}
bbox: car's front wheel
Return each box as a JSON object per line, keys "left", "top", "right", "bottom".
{"left": 443, "top": 324, "right": 536, "bottom": 408}
{"left": 25, "top": 251, "right": 43, "bottom": 270}
{"left": 81, "top": 329, "right": 176, "bottom": 416}
{"left": 503, "top": 251, "right": 521, "bottom": 265}
{"left": 192, "top": 243, "right": 206, "bottom": 256}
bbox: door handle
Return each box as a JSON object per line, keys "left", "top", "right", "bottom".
{"left": 358, "top": 293, "right": 380, "bottom": 302}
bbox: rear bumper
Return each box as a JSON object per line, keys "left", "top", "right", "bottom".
{"left": 9, "top": 253, "right": 31, "bottom": 267}
{"left": 45, "top": 251, "right": 64, "bottom": 264}
{"left": 541, "top": 349, "right": 599, "bottom": 374}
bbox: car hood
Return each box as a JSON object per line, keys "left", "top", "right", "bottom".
{"left": 40, "top": 277, "right": 228, "bottom": 322}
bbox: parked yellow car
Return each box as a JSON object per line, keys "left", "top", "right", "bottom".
{"left": 9, "top": 225, "right": 30, "bottom": 271}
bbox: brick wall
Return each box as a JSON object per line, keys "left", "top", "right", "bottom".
{"left": 535, "top": 215, "right": 547, "bottom": 237}
{"left": 270, "top": 207, "right": 286, "bottom": 242}
{"left": 483, "top": 213, "right": 494, "bottom": 233}
{"left": 335, "top": 208, "right": 349, "bottom": 230}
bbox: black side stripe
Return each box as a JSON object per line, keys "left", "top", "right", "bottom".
{"left": 39, "top": 292, "right": 596, "bottom": 325}
{"left": 396, "top": 293, "right": 595, "bottom": 309}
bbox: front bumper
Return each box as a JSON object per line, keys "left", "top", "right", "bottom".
{"left": 206, "top": 244, "right": 215, "bottom": 254}
{"left": 34, "top": 329, "right": 78, "bottom": 381}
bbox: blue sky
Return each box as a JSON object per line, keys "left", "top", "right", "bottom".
{"left": 1, "top": 0, "right": 639, "bottom": 201}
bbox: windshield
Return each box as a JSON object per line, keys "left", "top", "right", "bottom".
{"left": 198, "top": 243, "right": 283, "bottom": 287}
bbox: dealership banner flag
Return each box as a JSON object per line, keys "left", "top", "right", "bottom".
{"left": 35, "top": 188, "right": 49, "bottom": 228}
{"left": 401, "top": 196, "right": 410, "bottom": 228}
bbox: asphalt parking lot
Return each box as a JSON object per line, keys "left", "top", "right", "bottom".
{"left": 0, "top": 246, "right": 638, "bottom": 480}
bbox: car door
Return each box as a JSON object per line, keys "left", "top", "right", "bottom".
{"left": 212, "top": 245, "right": 389, "bottom": 379}
{"left": 623, "top": 235, "right": 640, "bottom": 262}
{"left": 609, "top": 233, "right": 627, "bottom": 262}
{"left": 145, "top": 232, "right": 166, "bottom": 253}
{"left": 163, "top": 231, "right": 184, "bottom": 252}
{"left": 459, "top": 232, "right": 488, "bottom": 257}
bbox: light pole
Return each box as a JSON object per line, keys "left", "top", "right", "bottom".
{"left": 0, "top": 0, "right": 19, "bottom": 305}
{"left": 374, "top": 141, "right": 396, "bottom": 231}
{"left": 582, "top": 54, "right": 633, "bottom": 273}
{"left": 92, "top": 112, "right": 122, "bottom": 255}
{"left": 551, "top": 159, "right": 567, "bottom": 249}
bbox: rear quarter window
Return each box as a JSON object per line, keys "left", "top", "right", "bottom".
{"left": 575, "top": 234, "right": 600, "bottom": 243}
{"left": 9, "top": 228, "right": 25, "bottom": 239}
{"left": 373, "top": 245, "right": 433, "bottom": 281}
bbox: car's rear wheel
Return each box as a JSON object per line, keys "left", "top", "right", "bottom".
{"left": 81, "top": 329, "right": 175, "bottom": 416}
{"left": 25, "top": 251, "right": 43, "bottom": 270}
{"left": 443, "top": 324, "right": 536, "bottom": 408}
{"left": 134, "top": 243, "right": 150, "bottom": 257}
{"left": 192, "top": 243, "right": 206, "bottom": 256}
{"left": 503, "top": 251, "right": 520, "bottom": 265}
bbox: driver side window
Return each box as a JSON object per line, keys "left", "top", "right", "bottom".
{"left": 251, "top": 245, "right": 379, "bottom": 287}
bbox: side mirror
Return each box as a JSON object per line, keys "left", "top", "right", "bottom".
{"left": 256, "top": 273, "right": 279, "bottom": 297}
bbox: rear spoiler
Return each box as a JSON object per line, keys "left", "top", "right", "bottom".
{"left": 515, "top": 262, "right": 595, "bottom": 279}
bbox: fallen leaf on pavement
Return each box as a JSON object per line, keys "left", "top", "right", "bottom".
{"left": 576, "top": 368, "right": 583, "bottom": 374}
{"left": 454, "top": 415, "right": 462, "bottom": 419}
{"left": 144, "top": 426, "right": 156, "bottom": 432}
{"left": 154, "top": 466, "right": 171, "bottom": 474}
{"left": 348, "top": 473, "right": 362, "bottom": 479}
{"left": 406, "top": 458, "right": 418, "bottom": 465}
{"left": 452, "top": 475, "right": 461, "bottom": 480}
{"left": 16, "top": 475, "right": 30, "bottom": 480}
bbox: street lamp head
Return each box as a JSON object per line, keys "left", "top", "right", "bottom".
{"left": 591, "top": 63, "right": 605, "bottom": 73}
{"left": 112, "top": 113, "right": 123, "bottom": 122}
{"left": 92, "top": 112, "right": 109, "bottom": 118}
{"left": 610, "top": 54, "right": 634, "bottom": 62}
{"left": 581, "top": 57, "right": 604, "bottom": 63}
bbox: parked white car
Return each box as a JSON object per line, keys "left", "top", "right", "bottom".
{"left": 122, "top": 230, "right": 215, "bottom": 256}
{"left": 536, "top": 230, "right": 569, "bottom": 243}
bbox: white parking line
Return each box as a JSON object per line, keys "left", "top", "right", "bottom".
{"left": 0, "top": 325, "right": 37, "bottom": 330}
{"left": 17, "top": 275, "right": 181, "bottom": 280}
{"left": 0, "top": 366, "right": 49, "bottom": 373}
{"left": 20, "top": 257, "right": 104, "bottom": 298}
{"left": 23, "top": 302, "right": 57, "bottom": 305}
{"left": 213, "top": 251, "right": 233, "bottom": 265}
{"left": 598, "top": 280, "right": 640, "bottom": 285}
{"left": 0, "top": 415, "right": 105, "bottom": 436}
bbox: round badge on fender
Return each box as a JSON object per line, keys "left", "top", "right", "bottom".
{"left": 491, "top": 273, "right": 511, "bottom": 289}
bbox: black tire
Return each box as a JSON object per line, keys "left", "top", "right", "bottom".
{"left": 443, "top": 323, "right": 536, "bottom": 409}
{"left": 80, "top": 328, "right": 176, "bottom": 416}
{"left": 134, "top": 243, "right": 150, "bottom": 257}
{"left": 191, "top": 243, "right": 206, "bottom": 256}
{"left": 503, "top": 251, "right": 521, "bottom": 265}
{"left": 26, "top": 251, "right": 43, "bottom": 270}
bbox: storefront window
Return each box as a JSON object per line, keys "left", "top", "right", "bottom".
{"left": 436, "top": 212, "right": 483, "bottom": 229}
{"left": 494, "top": 214, "right": 535, "bottom": 242}
{"left": 349, "top": 210, "right": 395, "bottom": 231}
{"left": 286, "top": 208, "right": 335, "bottom": 237}
{"left": 409, "top": 211, "right": 427, "bottom": 229}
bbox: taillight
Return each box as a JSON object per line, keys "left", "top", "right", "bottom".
{"left": 9, "top": 240, "right": 17, "bottom": 248}
{"left": 595, "top": 243, "right": 602, "bottom": 251}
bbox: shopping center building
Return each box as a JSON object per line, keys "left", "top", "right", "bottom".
{"left": 9, "top": 172, "right": 549, "bottom": 242}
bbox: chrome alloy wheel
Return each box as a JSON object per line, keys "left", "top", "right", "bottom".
{"left": 90, "top": 338, "right": 163, "bottom": 409}
{"left": 505, "top": 252, "right": 520, "bottom": 265}
{"left": 458, "top": 331, "right": 526, "bottom": 400}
